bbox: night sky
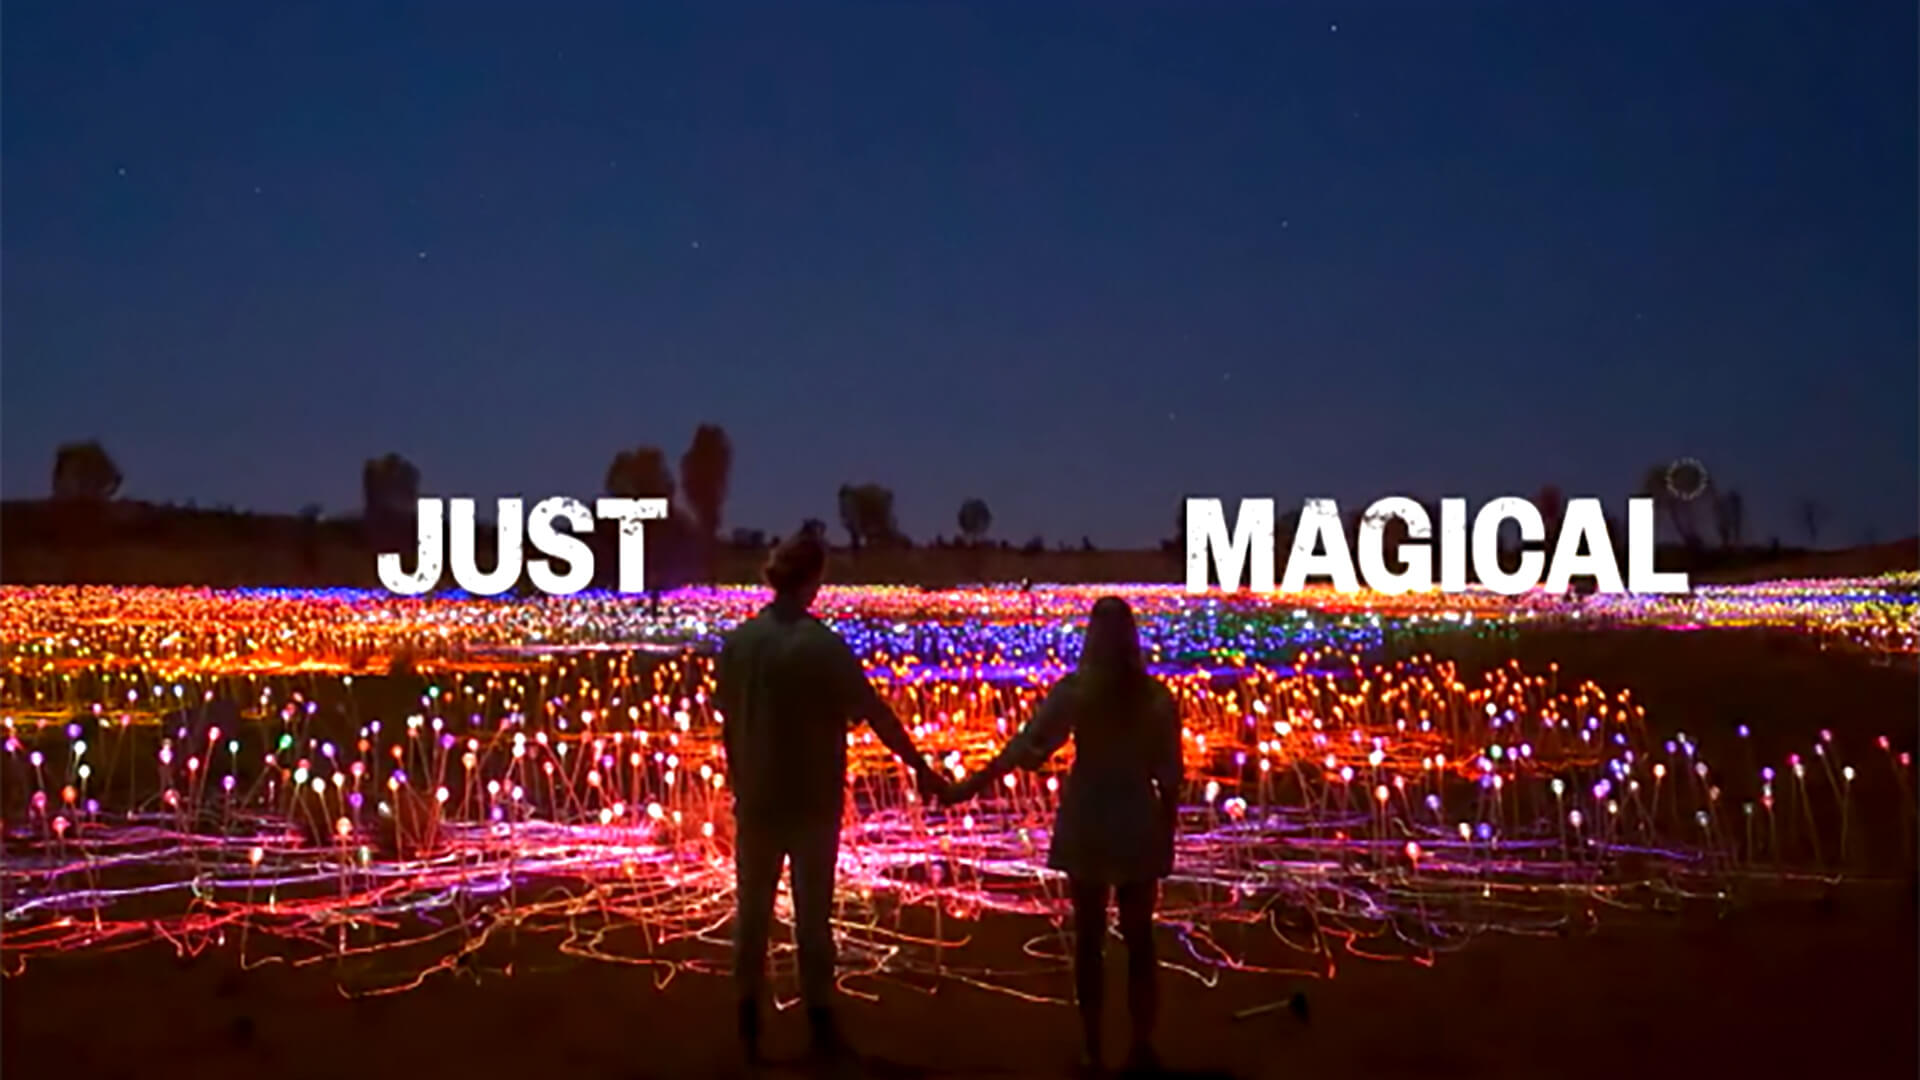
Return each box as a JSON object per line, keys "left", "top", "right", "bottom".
{"left": 5, "top": 2, "right": 1914, "bottom": 548}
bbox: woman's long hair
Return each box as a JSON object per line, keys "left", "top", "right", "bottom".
{"left": 1075, "top": 596, "right": 1151, "bottom": 711}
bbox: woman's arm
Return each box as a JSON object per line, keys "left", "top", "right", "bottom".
{"left": 1152, "top": 686, "right": 1182, "bottom": 826}
{"left": 949, "top": 682, "right": 1075, "bottom": 802}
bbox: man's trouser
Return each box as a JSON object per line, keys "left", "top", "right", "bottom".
{"left": 732, "top": 808, "right": 842, "bottom": 1007}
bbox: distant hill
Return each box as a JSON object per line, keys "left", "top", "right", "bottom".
{"left": 0, "top": 499, "right": 1169, "bottom": 589}
{"left": 0, "top": 499, "right": 711, "bottom": 590}
{"left": 2, "top": 499, "right": 374, "bottom": 587}
{"left": 2, "top": 499, "right": 1910, "bottom": 590}
{"left": 1691, "top": 536, "right": 1920, "bottom": 584}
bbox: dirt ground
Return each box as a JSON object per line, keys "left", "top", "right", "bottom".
{"left": 4, "top": 629, "right": 1915, "bottom": 1079}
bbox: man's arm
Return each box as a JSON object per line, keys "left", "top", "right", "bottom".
{"left": 715, "top": 638, "right": 740, "bottom": 768}
{"left": 835, "top": 641, "right": 940, "bottom": 788}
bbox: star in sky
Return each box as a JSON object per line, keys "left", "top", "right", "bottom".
{"left": 3, "top": 4, "right": 1909, "bottom": 546}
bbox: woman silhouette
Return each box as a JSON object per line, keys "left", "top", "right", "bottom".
{"left": 945, "top": 596, "right": 1181, "bottom": 1071}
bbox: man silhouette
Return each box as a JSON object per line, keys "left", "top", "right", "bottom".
{"left": 715, "top": 532, "right": 946, "bottom": 1063}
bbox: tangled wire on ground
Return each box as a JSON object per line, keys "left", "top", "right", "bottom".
{"left": 1, "top": 583, "right": 1908, "bottom": 1000}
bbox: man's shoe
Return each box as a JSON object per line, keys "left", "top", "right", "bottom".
{"left": 806, "top": 1006, "right": 851, "bottom": 1061}
{"left": 1121, "top": 1042, "right": 1162, "bottom": 1075}
{"left": 736, "top": 998, "right": 763, "bottom": 1065}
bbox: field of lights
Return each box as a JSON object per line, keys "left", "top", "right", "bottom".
{"left": 2, "top": 578, "right": 1912, "bottom": 1003}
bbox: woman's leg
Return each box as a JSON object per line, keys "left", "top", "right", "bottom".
{"left": 1068, "top": 876, "right": 1111, "bottom": 1065}
{"left": 1115, "top": 880, "right": 1161, "bottom": 1064}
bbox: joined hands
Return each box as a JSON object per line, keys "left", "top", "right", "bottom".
{"left": 912, "top": 763, "right": 991, "bottom": 807}
{"left": 912, "top": 766, "right": 952, "bottom": 804}
{"left": 939, "top": 772, "right": 991, "bottom": 806}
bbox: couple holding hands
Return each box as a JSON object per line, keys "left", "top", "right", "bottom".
{"left": 715, "top": 533, "right": 1181, "bottom": 1073}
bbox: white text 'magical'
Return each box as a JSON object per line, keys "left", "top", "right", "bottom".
{"left": 1185, "top": 496, "right": 1689, "bottom": 596}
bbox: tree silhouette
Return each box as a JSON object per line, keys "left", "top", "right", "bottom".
{"left": 1637, "top": 465, "right": 1669, "bottom": 537}
{"left": 1161, "top": 502, "right": 1184, "bottom": 555}
{"left": 676, "top": 425, "right": 733, "bottom": 584}
{"left": 957, "top": 498, "right": 992, "bottom": 544}
{"left": 800, "top": 518, "right": 828, "bottom": 541}
{"left": 361, "top": 453, "right": 420, "bottom": 554}
{"left": 606, "top": 447, "right": 674, "bottom": 500}
{"left": 678, "top": 424, "right": 733, "bottom": 536}
{"left": 837, "top": 487, "right": 861, "bottom": 550}
{"left": 606, "top": 446, "right": 694, "bottom": 594}
{"left": 1638, "top": 463, "right": 1701, "bottom": 548}
{"left": 1712, "top": 490, "right": 1745, "bottom": 551}
{"left": 52, "top": 441, "right": 122, "bottom": 501}
{"left": 1797, "top": 498, "right": 1825, "bottom": 547}
{"left": 837, "top": 484, "right": 899, "bottom": 551}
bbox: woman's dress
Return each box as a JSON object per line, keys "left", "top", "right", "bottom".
{"left": 991, "top": 672, "right": 1182, "bottom": 885}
